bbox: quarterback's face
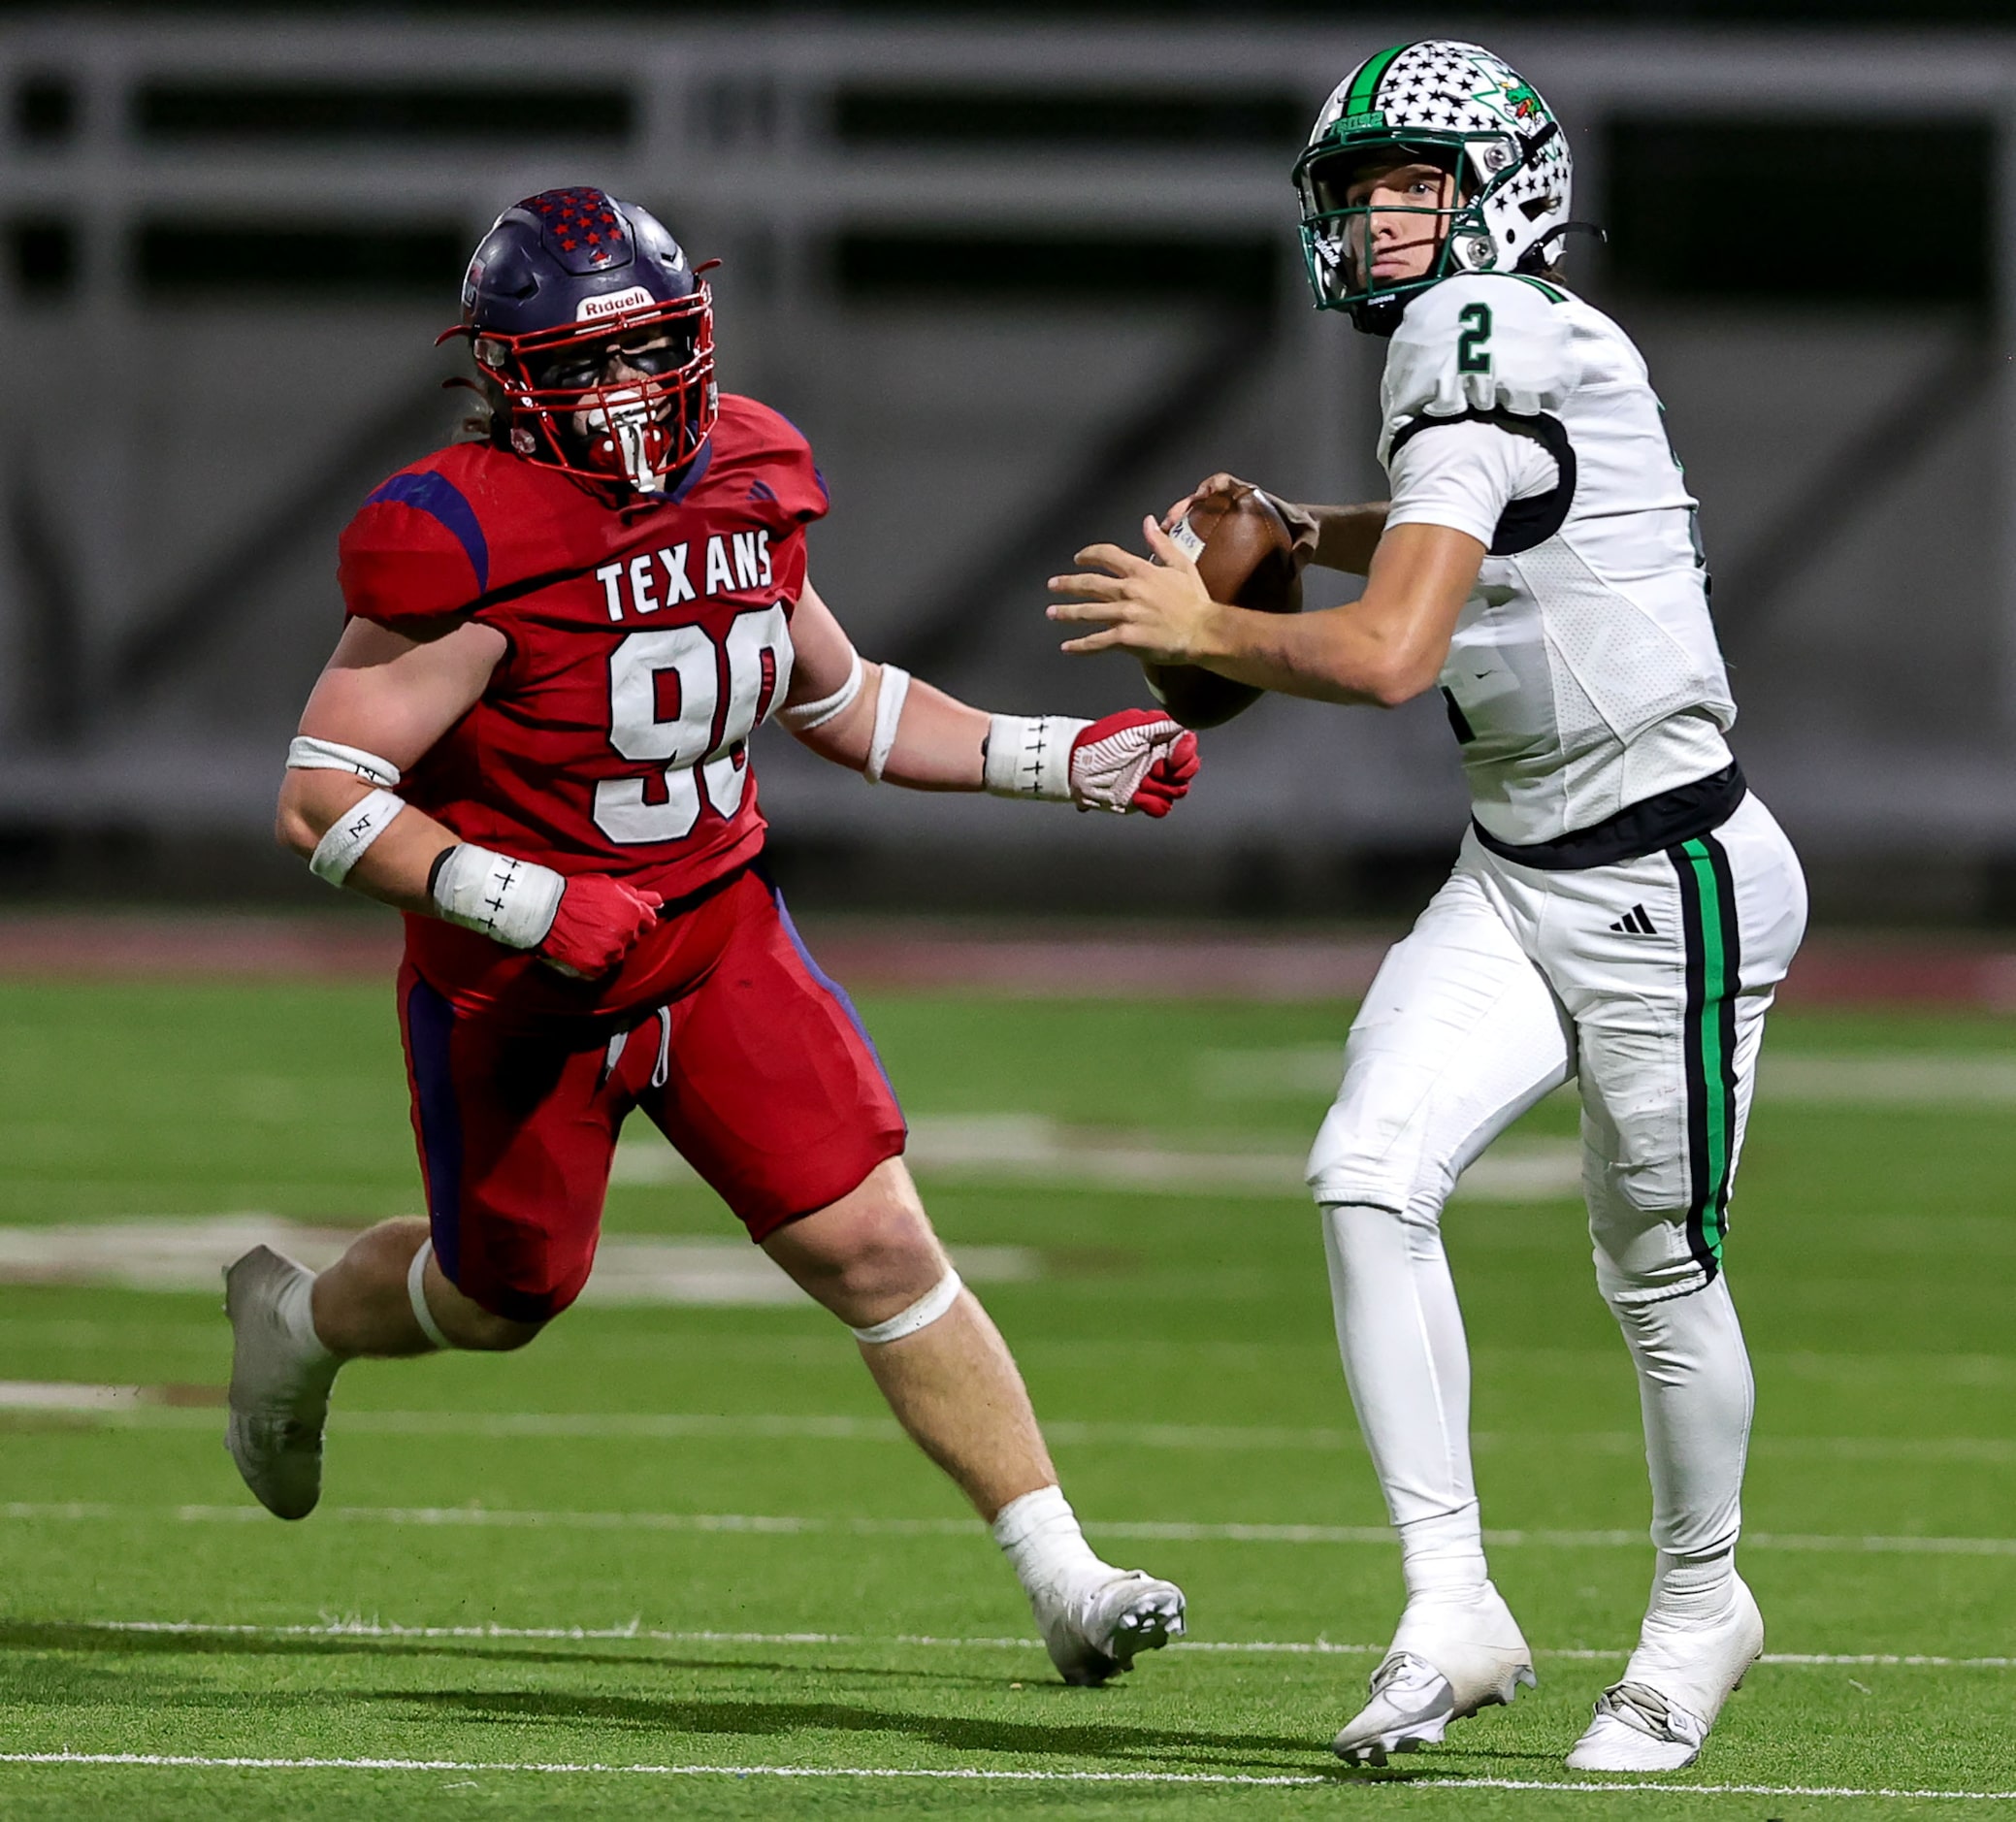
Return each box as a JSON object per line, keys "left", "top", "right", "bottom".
{"left": 1345, "top": 159, "right": 1456, "bottom": 286}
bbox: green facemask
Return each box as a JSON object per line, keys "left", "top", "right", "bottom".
{"left": 1293, "top": 126, "right": 1518, "bottom": 330}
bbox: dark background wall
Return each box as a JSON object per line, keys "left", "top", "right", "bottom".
{"left": 5, "top": 11, "right": 2015, "bottom": 923}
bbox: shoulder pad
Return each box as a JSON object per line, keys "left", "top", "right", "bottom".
{"left": 709, "top": 395, "right": 830, "bottom": 525}
{"left": 338, "top": 461, "right": 492, "bottom": 628}
{"left": 1379, "top": 275, "right": 1578, "bottom": 464}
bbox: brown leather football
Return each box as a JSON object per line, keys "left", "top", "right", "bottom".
{"left": 1142, "top": 487, "right": 1302, "bottom": 730}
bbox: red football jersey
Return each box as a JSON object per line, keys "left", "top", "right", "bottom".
{"left": 337, "top": 394, "right": 828, "bottom": 1015}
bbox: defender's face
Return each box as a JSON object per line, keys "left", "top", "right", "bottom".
{"left": 1344, "top": 159, "right": 1456, "bottom": 286}
{"left": 537, "top": 331, "right": 688, "bottom": 437}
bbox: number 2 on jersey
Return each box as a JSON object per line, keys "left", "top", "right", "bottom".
{"left": 1456, "top": 303, "right": 1493, "bottom": 374}
{"left": 594, "top": 604, "right": 793, "bottom": 844}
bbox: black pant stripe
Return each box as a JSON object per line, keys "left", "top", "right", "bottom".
{"left": 1668, "top": 841, "right": 1719, "bottom": 1282}
{"left": 1705, "top": 831, "right": 1743, "bottom": 1244}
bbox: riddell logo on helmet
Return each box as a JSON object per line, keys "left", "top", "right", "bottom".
{"left": 576, "top": 286, "right": 656, "bottom": 322}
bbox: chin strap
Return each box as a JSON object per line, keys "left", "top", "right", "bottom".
{"left": 1533, "top": 220, "right": 1608, "bottom": 266}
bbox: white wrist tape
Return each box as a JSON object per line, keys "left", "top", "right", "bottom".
{"left": 775, "top": 648, "right": 864, "bottom": 732}
{"left": 983, "top": 714, "right": 1089, "bottom": 802}
{"left": 287, "top": 735, "right": 402, "bottom": 788}
{"left": 863, "top": 664, "right": 911, "bottom": 784}
{"left": 848, "top": 1267, "right": 963, "bottom": 1345}
{"left": 407, "top": 1239, "right": 449, "bottom": 1350}
{"left": 309, "top": 788, "right": 407, "bottom": 886}
{"left": 430, "top": 842, "right": 566, "bottom": 951}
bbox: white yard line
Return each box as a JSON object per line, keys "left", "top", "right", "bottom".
{"left": 0, "top": 1219, "right": 1034, "bottom": 1303}
{"left": 0, "top": 1752, "right": 2011, "bottom": 1800}
{"left": 0, "top": 1380, "right": 144, "bottom": 1410}
{"left": 15, "top": 1392, "right": 2014, "bottom": 1465}
{"left": 8, "top": 1500, "right": 2016, "bottom": 1556}
{"left": 52, "top": 1617, "right": 2016, "bottom": 1671}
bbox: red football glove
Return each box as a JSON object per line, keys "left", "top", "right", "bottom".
{"left": 538, "top": 873, "right": 664, "bottom": 978}
{"left": 1067, "top": 709, "right": 1201, "bottom": 818}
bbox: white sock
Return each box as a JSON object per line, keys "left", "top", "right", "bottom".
{"left": 1648, "top": 1548, "right": 1737, "bottom": 1627}
{"left": 992, "top": 1486, "right": 1105, "bottom": 1596}
{"left": 276, "top": 1267, "right": 337, "bottom": 1368}
{"left": 1398, "top": 1504, "right": 1490, "bottom": 1603}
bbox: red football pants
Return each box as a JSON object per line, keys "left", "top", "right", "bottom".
{"left": 397, "top": 868, "right": 906, "bottom": 1322}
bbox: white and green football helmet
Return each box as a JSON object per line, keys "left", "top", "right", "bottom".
{"left": 1294, "top": 41, "right": 1574, "bottom": 333}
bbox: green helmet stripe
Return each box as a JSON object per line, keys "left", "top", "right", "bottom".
{"left": 1342, "top": 43, "right": 1411, "bottom": 118}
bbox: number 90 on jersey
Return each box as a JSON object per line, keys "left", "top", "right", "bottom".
{"left": 594, "top": 603, "right": 793, "bottom": 844}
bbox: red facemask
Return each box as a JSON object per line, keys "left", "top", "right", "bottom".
{"left": 458, "top": 287, "right": 719, "bottom": 493}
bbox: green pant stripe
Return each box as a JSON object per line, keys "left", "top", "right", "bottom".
{"left": 1683, "top": 840, "right": 1732, "bottom": 1255}
{"left": 1677, "top": 835, "right": 1741, "bottom": 1266}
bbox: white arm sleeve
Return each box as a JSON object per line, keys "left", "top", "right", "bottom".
{"left": 1383, "top": 419, "right": 1560, "bottom": 548}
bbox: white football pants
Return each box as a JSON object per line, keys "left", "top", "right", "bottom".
{"left": 1308, "top": 793, "right": 1806, "bottom": 1581}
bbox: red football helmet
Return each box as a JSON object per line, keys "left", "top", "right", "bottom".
{"left": 444, "top": 187, "right": 719, "bottom": 493}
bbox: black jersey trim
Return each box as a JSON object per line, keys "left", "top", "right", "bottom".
{"left": 1472, "top": 761, "right": 1746, "bottom": 872}
{"left": 1386, "top": 407, "right": 1577, "bottom": 556}
{"left": 1441, "top": 686, "right": 1477, "bottom": 744}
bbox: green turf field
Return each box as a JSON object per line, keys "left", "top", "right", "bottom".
{"left": 2, "top": 971, "right": 2013, "bottom": 1816}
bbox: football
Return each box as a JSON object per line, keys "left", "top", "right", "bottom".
{"left": 1142, "top": 486, "right": 1303, "bottom": 729}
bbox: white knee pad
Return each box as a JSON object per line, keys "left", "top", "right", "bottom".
{"left": 1591, "top": 1210, "right": 1712, "bottom": 1310}
{"left": 849, "top": 1267, "right": 962, "bottom": 1344}
{"left": 407, "top": 1239, "right": 449, "bottom": 1350}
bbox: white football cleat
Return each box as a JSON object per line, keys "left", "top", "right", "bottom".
{"left": 1565, "top": 1574, "right": 1764, "bottom": 1772}
{"left": 224, "top": 1245, "right": 339, "bottom": 1521}
{"left": 1032, "top": 1567, "right": 1187, "bottom": 1686}
{"left": 1332, "top": 1582, "right": 1537, "bottom": 1765}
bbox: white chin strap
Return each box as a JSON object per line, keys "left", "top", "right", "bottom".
{"left": 848, "top": 1267, "right": 962, "bottom": 1345}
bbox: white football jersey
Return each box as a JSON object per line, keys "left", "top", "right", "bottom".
{"left": 1378, "top": 273, "right": 1736, "bottom": 847}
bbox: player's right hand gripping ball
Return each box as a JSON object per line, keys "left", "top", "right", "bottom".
{"left": 1145, "top": 486, "right": 1304, "bottom": 730}
{"left": 539, "top": 874, "right": 665, "bottom": 977}
{"left": 1068, "top": 710, "right": 1200, "bottom": 817}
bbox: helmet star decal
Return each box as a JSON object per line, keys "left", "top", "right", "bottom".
{"left": 451, "top": 186, "right": 719, "bottom": 494}
{"left": 1293, "top": 40, "right": 1575, "bottom": 331}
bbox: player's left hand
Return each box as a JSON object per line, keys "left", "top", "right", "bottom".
{"left": 1068, "top": 709, "right": 1200, "bottom": 817}
{"left": 1049, "top": 517, "right": 1220, "bottom": 663}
